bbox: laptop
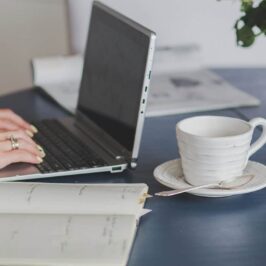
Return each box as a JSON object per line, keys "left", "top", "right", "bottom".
{"left": 0, "top": 1, "right": 156, "bottom": 181}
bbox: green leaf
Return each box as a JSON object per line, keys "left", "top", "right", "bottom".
{"left": 233, "top": 0, "right": 266, "bottom": 47}
{"left": 259, "top": 0, "right": 266, "bottom": 8}
{"left": 241, "top": 0, "right": 253, "bottom": 12}
{"left": 236, "top": 25, "right": 255, "bottom": 47}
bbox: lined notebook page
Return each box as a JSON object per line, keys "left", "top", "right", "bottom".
{"left": 0, "top": 183, "right": 148, "bottom": 217}
{"left": 0, "top": 213, "right": 136, "bottom": 266}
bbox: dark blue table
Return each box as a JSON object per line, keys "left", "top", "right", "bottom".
{"left": 1, "top": 69, "right": 265, "bottom": 266}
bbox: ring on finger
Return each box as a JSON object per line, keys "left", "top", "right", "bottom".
{"left": 10, "top": 135, "right": 19, "bottom": 150}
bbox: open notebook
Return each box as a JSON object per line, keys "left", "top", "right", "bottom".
{"left": 0, "top": 182, "right": 149, "bottom": 266}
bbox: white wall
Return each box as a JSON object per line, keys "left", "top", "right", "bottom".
{"left": 67, "top": 0, "right": 266, "bottom": 67}
{"left": 0, "top": 0, "right": 69, "bottom": 95}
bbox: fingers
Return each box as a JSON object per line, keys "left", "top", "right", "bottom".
{"left": 0, "top": 109, "right": 30, "bottom": 129}
{"left": 0, "top": 136, "right": 46, "bottom": 169}
{"left": 0, "top": 109, "right": 38, "bottom": 133}
{"left": 0, "top": 119, "right": 20, "bottom": 131}
{"left": 0, "top": 150, "right": 43, "bottom": 169}
{"left": 0, "top": 109, "right": 44, "bottom": 169}
{"left": 0, "top": 139, "right": 45, "bottom": 158}
{"left": 0, "top": 130, "right": 35, "bottom": 145}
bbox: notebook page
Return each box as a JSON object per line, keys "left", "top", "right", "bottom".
{"left": 0, "top": 213, "right": 136, "bottom": 266}
{"left": 0, "top": 183, "right": 148, "bottom": 217}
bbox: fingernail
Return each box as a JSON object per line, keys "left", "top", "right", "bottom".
{"left": 37, "top": 145, "right": 44, "bottom": 152}
{"left": 37, "top": 145, "right": 46, "bottom": 157}
{"left": 36, "top": 156, "right": 43, "bottom": 163}
{"left": 30, "top": 125, "right": 38, "bottom": 133}
{"left": 26, "top": 130, "right": 34, "bottom": 137}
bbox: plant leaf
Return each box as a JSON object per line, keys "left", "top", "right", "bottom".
{"left": 236, "top": 25, "right": 255, "bottom": 47}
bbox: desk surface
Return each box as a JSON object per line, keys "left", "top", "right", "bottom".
{"left": 0, "top": 68, "right": 265, "bottom": 266}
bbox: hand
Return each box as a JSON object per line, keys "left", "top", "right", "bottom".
{"left": 0, "top": 130, "right": 45, "bottom": 169}
{"left": 0, "top": 108, "right": 37, "bottom": 135}
{"left": 0, "top": 109, "right": 45, "bottom": 169}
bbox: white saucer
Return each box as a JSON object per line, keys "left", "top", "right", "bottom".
{"left": 154, "top": 159, "right": 266, "bottom": 197}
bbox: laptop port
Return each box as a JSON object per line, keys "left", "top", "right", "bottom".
{"left": 112, "top": 166, "right": 122, "bottom": 172}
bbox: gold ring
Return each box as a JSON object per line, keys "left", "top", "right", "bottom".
{"left": 10, "top": 135, "right": 19, "bottom": 150}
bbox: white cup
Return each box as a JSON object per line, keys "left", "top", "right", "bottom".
{"left": 176, "top": 116, "right": 266, "bottom": 186}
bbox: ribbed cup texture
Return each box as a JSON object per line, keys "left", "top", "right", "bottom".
{"left": 177, "top": 135, "right": 252, "bottom": 186}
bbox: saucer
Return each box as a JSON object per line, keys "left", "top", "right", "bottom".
{"left": 153, "top": 159, "right": 266, "bottom": 197}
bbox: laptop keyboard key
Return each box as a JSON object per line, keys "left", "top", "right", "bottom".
{"left": 33, "top": 120, "right": 107, "bottom": 173}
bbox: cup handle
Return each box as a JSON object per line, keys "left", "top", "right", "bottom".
{"left": 248, "top": 117, "right": 266, "bottom": 158}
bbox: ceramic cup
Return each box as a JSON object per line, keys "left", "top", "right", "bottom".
{"left": 176, "top": 116, "right": 266, "bottom": 186}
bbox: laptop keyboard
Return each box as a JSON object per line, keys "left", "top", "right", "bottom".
{"left": 33, "top": 119, "right": 108, "bottom": 173}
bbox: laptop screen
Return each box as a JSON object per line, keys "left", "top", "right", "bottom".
{"left": 77, "top": 3, "right": 150, "bottom": 152}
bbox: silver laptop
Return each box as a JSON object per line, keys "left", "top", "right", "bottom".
{"left": 0, "top": 1, "right": 156, "bottom": 181}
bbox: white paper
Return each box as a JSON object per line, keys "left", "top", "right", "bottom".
{"left": 147, "top": 69, "right": 260, "bottom": 117}
{"left": 32, "top": 55, "right": 83, "bottom": 113}
{"left": 37, "top": 81, "right": 79, "bottom": 113}
{"left": 32, "top": 55, "right": 83, "bottom": 86}
{"left": 0, "top": 182, "right": 148, "bottom": 217}
{"left": 0, "top": 213, "right": 136, "bottom": 266}
{"left": 152, "top": 44, "right": 203, "bottom": 74}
